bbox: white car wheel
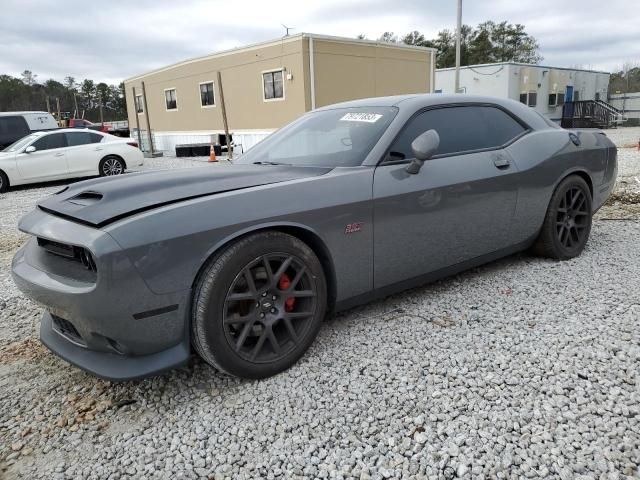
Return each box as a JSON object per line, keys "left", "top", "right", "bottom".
{"left": 100, "top": 156, "right": 125, "bottom": 176}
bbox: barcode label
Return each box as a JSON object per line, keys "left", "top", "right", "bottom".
{"left": 339, "top": 113, "right": 383, "bottom": 123}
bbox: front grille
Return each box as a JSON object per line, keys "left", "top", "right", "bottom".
{"left": 37, "top": 238, "right": 97, "bottom": 272}
{"left": 51, "top": 314, "right": 86, "bottom": 347}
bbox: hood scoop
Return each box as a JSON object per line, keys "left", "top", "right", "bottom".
{"left": 68, "top": 191, "right": 103, "bottom": 206}
{"left": 37, "top": 165, "right": 331, "bottom": 227}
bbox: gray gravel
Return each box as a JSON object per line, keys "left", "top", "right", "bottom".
{"left": 1, "top": 130, "right": 639, "bottom": 479}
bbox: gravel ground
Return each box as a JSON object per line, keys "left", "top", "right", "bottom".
{"left": 1, "top": 130, "right": 639, "bottom": 479}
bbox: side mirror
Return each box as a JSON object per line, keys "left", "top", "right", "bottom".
{"left": 406, "top": 130, "right": 440, "bottom": 174}
{"left": 25, "top": 146, "right": 36, "bottom": 154}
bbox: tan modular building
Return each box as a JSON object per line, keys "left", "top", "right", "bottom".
{"left": 124, "top": 33, "right": 436, "bottom": 153}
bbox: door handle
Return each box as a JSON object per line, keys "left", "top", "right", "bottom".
{"left": 54, "top": 153, "right": 64, "bottom": 157}
{"left": 492, "top": 154, "right": 510, "bottom": 169}
{"left": 95, "top": 147, "right": 104, "bottom": 151}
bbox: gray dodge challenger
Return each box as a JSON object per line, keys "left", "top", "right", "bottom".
{"left": 12, "top": 94, "right": 617, "bottom": 380}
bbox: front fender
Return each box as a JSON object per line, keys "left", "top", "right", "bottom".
{"left": 105, "top": 168, "right": 375, "bottom": 303}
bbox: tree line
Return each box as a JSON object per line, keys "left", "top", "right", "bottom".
{"left": 361, "top": 21, "right": 544, "bottom": 68}
{"left": 0, "top": 70, "right": 126, "bottom": 122}
{"left": 609, "top": 65, "right": 640, "bottom": 94}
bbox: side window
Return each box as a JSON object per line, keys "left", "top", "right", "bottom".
{"left": 199, "top": 82, "right": 215, "bottom": 107}
{"left": 165, "top": 89, "right": 177, "bottom": 110}
{"left": 65, "top": 132, "right": 94, "bottom": 147}
{"left": 89, "top": 133, "right": 103, "bottom": 143}
{"left": 32, "top": 133, "right": 67, "bottom": 151}
{"left": 388, "top": 106, "right": 526, "bottom": 160}
{"left": 263, "top": 70, "right": 284, "bottom": 101}
{"left": 135, "top": 94, "right": 144, "bottom": 113}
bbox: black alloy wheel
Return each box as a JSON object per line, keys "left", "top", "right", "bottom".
{"left": 533, "top": 174, "right": 592, "bottom": 260}
{"left": 223, "top": 253, "right": 318, "bottom": 363}
{"left": 555, "top": 186, "right": 590, "bottom": 250}
{"left": 191, "top": 231, "right": 327, "bottom": 379}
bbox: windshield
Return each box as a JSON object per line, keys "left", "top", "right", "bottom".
{"left": 3, "top": 134, "right": 37, "bottom": 152}
{"left": 236, "top": 106, "right": 397, "bottom": 167}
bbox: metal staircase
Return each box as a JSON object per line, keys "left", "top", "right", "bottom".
{"left": 561, "top": 100, "right": 627, "bottom": 129}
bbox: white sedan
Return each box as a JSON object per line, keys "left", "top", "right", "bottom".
{"left": 0, "top": 128, "right": 144, "bottom": 192}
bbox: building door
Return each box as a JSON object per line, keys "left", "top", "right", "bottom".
{"left": 565, "top": 86, "right": 574, "bottom": 102}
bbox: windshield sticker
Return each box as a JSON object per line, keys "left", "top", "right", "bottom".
{"left": 339, "top": 113, "right": 383, "bottom": 123}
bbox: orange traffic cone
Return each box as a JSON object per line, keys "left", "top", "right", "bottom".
{"left": 209, "top": 144, "right": 217, "bottom": 162}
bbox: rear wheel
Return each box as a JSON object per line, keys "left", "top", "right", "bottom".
{"left": 99, "top": 156, "right": 125, "bottom": 176}
{"left": 192, "top": 231, "right": 327, "bottom": 379}
{"left": 0, "top": 170, "right": 8, "bottom": 193}
{"left": 533, "top": 175, "right": 592, "bottom": 260}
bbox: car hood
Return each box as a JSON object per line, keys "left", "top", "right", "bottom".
{"left": 37, "top": 165, "right": 332, "bottom": 227}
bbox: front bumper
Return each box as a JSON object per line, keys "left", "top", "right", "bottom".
{"left": 11, "top": 209, "right": 191, "bottom": 381}
{"left": 40, "top": 311, "right": 189, "bottom": 381}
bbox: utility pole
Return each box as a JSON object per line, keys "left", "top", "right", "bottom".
{"left": 73, "top": 93, "right": 79, "bottom": 118}
{"left": 132, "top": 86, "right": 143, "bottom": 150}
{"left": 141, "top": 81, "right": 155, "bottom": 155}
{"left": 454, "top": 0, "right": 462, "bottom": 94}
{"left": 56, "top": 98, "right": 61, "bottom": 126}
{"left": 217, "top": 71, "right": 233, "bottom": 160}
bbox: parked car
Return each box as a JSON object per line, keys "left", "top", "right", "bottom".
{"left": 67, "top": 118, "right": 110, "bottom": 133}
{"left": 0, "top": 129, "right": 143, "bottom": 192}
{"left": 12, "top": 95, "right": 617, "bottom": 381}
{"left": 0, "top": 111, "right": 58, "bottom": 149}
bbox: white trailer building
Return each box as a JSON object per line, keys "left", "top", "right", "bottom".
{"left": 435, "top": 62, "right": 610, "bottom": 123}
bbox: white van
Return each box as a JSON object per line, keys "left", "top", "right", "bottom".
{"left": 0, "top": 112, "right": 59, "bottom": 149}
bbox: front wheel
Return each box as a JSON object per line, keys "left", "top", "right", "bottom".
{"left": 0, "top": 170, "right": 8, "bottom": 193}
{"left": 192, "top": 231, "right": 327, "bottom": 379}
{"left": 99, "top": 156, "right": 125, "bottom": 176}
{"left": 533, "top": 175, "right": 593, "bottom": 260}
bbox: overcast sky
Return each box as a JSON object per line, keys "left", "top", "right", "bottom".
{"left": 2, "top": 0, "right": 638, "bottom": 85}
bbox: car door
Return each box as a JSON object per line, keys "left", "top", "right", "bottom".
{"left": 16, "top": 132, "right": 69, "bottom": 181}
{"left": 64, "top": 131, "right": 104, "bottom": 176}
{"left": 372, "top": 104, "right": 528, "bottom": 289}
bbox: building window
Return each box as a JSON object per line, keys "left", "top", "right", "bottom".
{"left": 263, "top": 70, "right": 284, "bottom": 101}
{"left": 200, "top": 82, "right": 215, "bottom": 107}
{"left": 135, "top": 94, "right": 144, "bottom": 114}
{"left": 520, "top": 92, "right": 537, "bottom": 107}
{"left": 164, "top": 88, "right": 177, "bottom": 111}
{"left": 548, "top": 93, "right": 565, "bottom": 107}
{"left": 573, "top": 91, "right": 580, "bottom": 101}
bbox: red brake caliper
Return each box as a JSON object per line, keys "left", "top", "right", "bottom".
{"left": 278, "top": 273, "right": 295, "bottom": 312}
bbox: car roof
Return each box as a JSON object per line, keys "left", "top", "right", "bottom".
{"left": 32, "top": 128, "right": 102, "bottom": 135}
{"left": 0, "top": 111, "right": 52, "bottom": 116}
{"left": 315, "top": 93, "right": 550, "bottom": 130}
{"left": 317, "top": 93, "right": 524, "bottom": 110}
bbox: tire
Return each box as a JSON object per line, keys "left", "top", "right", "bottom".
{"left": 192, "top": 231, "right": 327, "bottom": 379}
{"left": 0, "top": 170, "right": 8, "bottom": 193}
{"left": 99, "top": 156, "right": 125, "bottom": 176}
{"left": 533, "top": 175, "right": 593, "bottom": 260}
